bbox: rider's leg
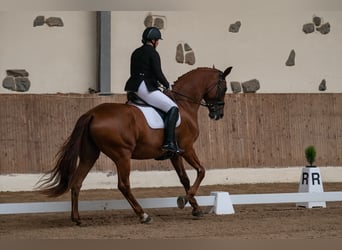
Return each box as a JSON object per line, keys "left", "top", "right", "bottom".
{"left": 136, "top": 81, "right": 177, "bottom": 112}
{"left": 136, "top": 81, "right": 183, "bottom": 153}
{"left": 161, "top": 106, "right": 183, "bottom": 153}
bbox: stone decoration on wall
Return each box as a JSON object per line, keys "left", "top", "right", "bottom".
{"left": 302, "top": 15, "right": 330, "bottom": 35}
{"left": 33, "top": 15, "right": 45, "bottom": 26}
{"left": 286, "top": 49, "right": 296, "bottom": 66}
{"left": 230, "top": 79, "right": 261, "bottom": 94}
{"left": 241, "top": 79, "right": 260, "bottom": 93}
{"left": 2, "top": 69, "right": 31, "bottom": 92}
{"left": 229, "top": 21, "right": 241, "bottom": 33}
{"left": 230, "top": 81, "right": 242, "bottom": 93}
{"left": 313, "top": 16, "right": 321, "bottom": 26}
{"left": 319, "top": 79, "right": 327, "bottom": 91}
{"left": 45, "top": 17, "right": 64, "bottom": 27}
{"left": 176, "top": 42, "right": 196, "bottom": 65}
{"left": 33, "top": 16, "right": 64, "bottom": 27}
{"left": 302, "top": 23, "right": 315, "bottom": 34}
{"left": 144, "top": 13, "right": 166, "bottom": 30}
{"left": 316, "top": 22, "right": 330, "bottom": 35}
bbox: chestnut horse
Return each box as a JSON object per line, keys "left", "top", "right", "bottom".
{"left": 38, "top": 66, "right": 233, "bottom": 225}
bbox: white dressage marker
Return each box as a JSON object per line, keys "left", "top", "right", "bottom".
{"left": 297, "top": 166, "right": 326, "bottom": 208}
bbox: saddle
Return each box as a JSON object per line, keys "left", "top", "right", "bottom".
{"left": 126, "top": 92, "right": 180, "bottom": 129}
{"left": 127, "top": 92, "right": 166, "bottom": 120}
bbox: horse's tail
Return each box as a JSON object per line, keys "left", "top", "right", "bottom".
{"left": 37, "top": 113, "right": 93, "bottom": 197}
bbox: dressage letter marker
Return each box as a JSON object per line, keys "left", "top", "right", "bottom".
{"left": 210, "top": 191, "right": 235, "bottom": 214}
{"left": 296, "top": 166, "right": 326, "bottom": 208}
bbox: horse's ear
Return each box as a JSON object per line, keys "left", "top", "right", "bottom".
{"left": 223, "top": 66, "right": 233, "bottom": 78}
{"left": 212, "top": 64, "right": 216, "bottom": 69}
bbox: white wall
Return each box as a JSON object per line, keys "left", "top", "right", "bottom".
{"left": 1, "top": 5, "right": 341, "bottom": 94}
{"left": 111, "top": 9, "right": 342, "bottom": 93}
{"left": 0, "top": 11, "right": 96, "bottom": 94}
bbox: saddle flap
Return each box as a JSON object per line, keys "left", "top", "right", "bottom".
{"left": 127, "top": 101, "right": 181, "bottom": 129}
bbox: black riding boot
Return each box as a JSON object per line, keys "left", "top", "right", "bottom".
{"left": 161, "top": 107, "right": 183, "bottom": 153}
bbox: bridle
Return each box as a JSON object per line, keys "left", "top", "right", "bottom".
{"left": 169, "top": 71, "right": 227, "bottom": 108}
{"left": 203, "top": 71, "right": 227, "bottom": 109}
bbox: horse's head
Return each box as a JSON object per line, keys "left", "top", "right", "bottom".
{"left": 203, "top": 66, "right": 232, "bottom": 120}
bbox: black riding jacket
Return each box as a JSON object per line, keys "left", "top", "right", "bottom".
{"left": 125, "top": 44, "right": 170, "bottom": 92}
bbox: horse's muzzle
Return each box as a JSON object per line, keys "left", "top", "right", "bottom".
{"left": 209, "top": 112, "right": 224, "bottom": 120}
{"left": 208, "top": 103, "right": 224, "bottom": 120}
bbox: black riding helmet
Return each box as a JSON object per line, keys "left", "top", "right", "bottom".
{"left": 142, "top": 27, "right": 162, "bottom": 44}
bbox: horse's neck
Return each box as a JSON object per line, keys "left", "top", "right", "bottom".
{"left": 172, "top": 74, "right": 208, "bottom": 104}
{"left": 171, "top": 84, "right": 202, "bottom": 113}
{"left": 171, "top": 77, "right": 205, "bottom": 130}
{"left": 172, "top": 69, "right": 216, "bottom": 133}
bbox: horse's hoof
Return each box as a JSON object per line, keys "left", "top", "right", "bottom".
{"left": 74, "top": 220, "right": 82, "bottom": 226}
{"left": 140, "top": 213, "right": 153, "bottom": 224}
{"left": 192, "top": 210, "right": 204, "bottom": 218}
{"left": 71, "top": 217, "right": 82, "bottom": 226}
{"left": 177, "top": 196, "right": 188, "bottom": 209}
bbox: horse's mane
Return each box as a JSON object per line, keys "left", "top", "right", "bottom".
{"left": 174, "top": 67, "right": 218, "bottom": 85}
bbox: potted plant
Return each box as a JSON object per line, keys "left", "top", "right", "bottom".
{"left": 305, "top": 145, "right": 316, "bottom": 167}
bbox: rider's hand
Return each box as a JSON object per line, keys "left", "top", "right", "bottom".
{"left": 161, "top": 82, "right": 171, "bottom": 93}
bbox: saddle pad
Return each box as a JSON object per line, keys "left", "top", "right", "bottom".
{"left": 128, "top": 102, "right": 181, "bottom": 129}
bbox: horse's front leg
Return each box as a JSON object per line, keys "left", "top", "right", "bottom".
{"left": 171, "top": 151, "right": 205, "bottom": 217}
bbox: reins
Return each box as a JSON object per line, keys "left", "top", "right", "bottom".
{"left": 166, "top": 70, "right": 226, "bottom": 108}
{"left": 167, "top": 88, "right": 209, "bottom": 107}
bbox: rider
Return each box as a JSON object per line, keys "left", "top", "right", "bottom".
{"left": 125, "top": 27, "right": 183, "bottom": 154}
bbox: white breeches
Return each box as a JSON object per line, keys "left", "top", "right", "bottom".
{"left": 136, "top": 81, "right": 178, "bottom": 112}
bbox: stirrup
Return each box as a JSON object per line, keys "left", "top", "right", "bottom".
{"left": 161, "top": 142, "right": 184, "bottom": 154}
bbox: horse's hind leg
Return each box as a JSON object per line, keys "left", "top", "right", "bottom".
{"left": 112, "top": 154, "right": 152, "bottom": 224}
{"left": 69, "top": 141, "right": 100, "bottom": 225}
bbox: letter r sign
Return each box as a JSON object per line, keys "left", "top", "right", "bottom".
{"left": 301, "top": 172, "right": 321, "bottom": 185}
